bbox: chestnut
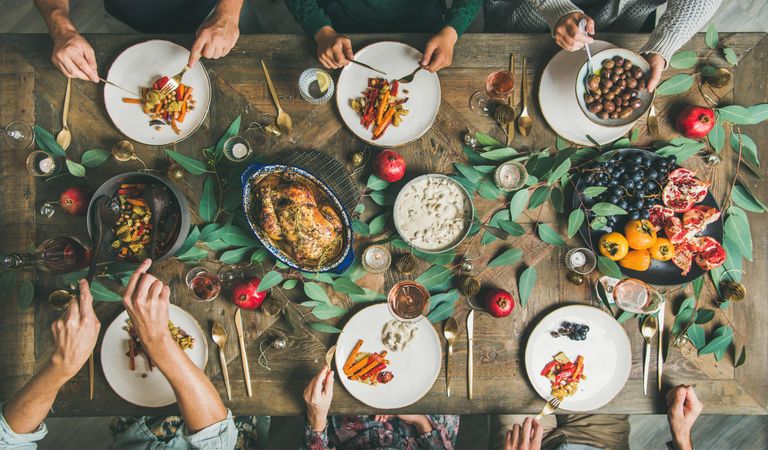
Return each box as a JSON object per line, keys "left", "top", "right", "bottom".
{"left": 602, "top": 100, "right": 616, "bottom": 112}
{"left": 588, "top": 102, "right": 603, "bottom": 113}
{"left": 587, "top": 76, "right": 601, "bottom": 92}
{"left": 620, "top": 108, "right": 633, "bottom": 119}
{"left": 602, "top": 60, "right": 615, "bottom": 69}
{"left": 630, "top": 98, "right": 643, "bottom": 109}
{"left": 598, "top": 111, "right": 610, "bottom": 120}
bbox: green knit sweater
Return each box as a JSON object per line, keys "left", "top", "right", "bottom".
{"left": 283, "top": 0, "right": 482, "bottom": 37}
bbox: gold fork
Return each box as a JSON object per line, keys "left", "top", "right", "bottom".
{"left": 647, "top": 103, "right": 659, "bottom": 136}
{"left": 535, "top": 397, "right": 561, "bottom": 420}
{"left": 159, "top": 65, "right": 191, "bottom": 96}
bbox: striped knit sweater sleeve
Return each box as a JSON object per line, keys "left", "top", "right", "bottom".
{"left": 638, "top": 0, "right": 723, "bottom": 63}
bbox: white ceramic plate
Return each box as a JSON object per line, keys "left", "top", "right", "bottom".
{"left": 334, "top": 303, "right": 441, "bottom": 409}
{"left": 336, "top": 41, "right": 441, "bottom": 147}
{"left": 104, "top": 39, "right": 212, "bottom": 145}
{"left": 524, "top": 304, "right": 631, "bottom": 411}
{"left": 539, "top": 41, "right": 633, "bottom": 146}
{"left": 101, "top": 304, "right": 208, "bottom": 407}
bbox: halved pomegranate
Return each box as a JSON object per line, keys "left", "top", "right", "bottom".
{"left": 692, "top": 236, "right": 726, "bottom": 271}
{"left": 648, "top": 205, "right": 675, "bottom": 232}
{"left": 672, "top": 241, "right": 694, "bottom": 276}
{"left": 662, "top": 168, "right": 710, "bottom": 213}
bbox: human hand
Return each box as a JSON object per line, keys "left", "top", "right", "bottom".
{"left": 396, "top": 415, "right": 433, "bottom": 435}
{"left": 643, "top": 53, "right": 666, "bottom": 92}
{"left": 503, "top": 417, "right": 543, "bottom": 450}
{"left": 314, "top": 26, "right": 353, "bottom": 69}
{"left": 51, "top": 29, "right": 99, "bottom": 82}
{"left": 50, "top": 279, "right": 101, "bottom": 379}
{"left": 666, "top": 385, "right": 702, "bottom": 450}
{"left": 189, "top": 10, "right": 240, "bottom": 67}
{"left": 420, "top": 27, "right": 458, "bottom": 72}
{"left": 122, "top": 259, "right": 173, "bottom": 357}
{"left": 553, "top": 12, "right": 595, "bottom": 51}
{"left": 304, "top": 365, "right": 335, "bottom": 432}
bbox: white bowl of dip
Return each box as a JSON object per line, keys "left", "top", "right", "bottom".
{"left": 393, "top": 174, "right": 474, "bottom": 253}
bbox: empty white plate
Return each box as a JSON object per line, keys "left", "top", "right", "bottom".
{"left": 336, "top": 41, "right": 441, "bottom": 147}
{"left": 538, "top": 41, "right": 634, "bottom": 146}
{"left": 101, "top": 304, "right": 208, "bottom": 407}
{"left": 104, "top": 39, "right": 211, "bottom": 145}
{"left": 524, "top": 304, "right": 631, "bottom": 411}
{"left": 334, "top": 303, "right": 441, "bottom": 409}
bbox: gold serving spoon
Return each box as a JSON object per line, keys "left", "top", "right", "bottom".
{"left": 641, "top": 315, "right": 658, "bottom": 396}
{"left": 443, "top": 317, "right": 459, "bottom": 397}
{"left": 211, "top": 320, "right": 232, "bottom": 401}
{"left": 260, "top": 59, "right": 292, "bottom": 136}
{"left": 517, "top": 57, "right": 532, "bottom": 137}
{"left": 56, "top": 78, "right": 72, "bottom": 150}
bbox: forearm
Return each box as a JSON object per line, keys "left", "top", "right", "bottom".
{"left": 640, "top": 0, "right": 723, "bottom": 63}
{"left": 33, "top": 0, "right": 77, "bottom": 37}
{"left": 150, "top": 339, "right": 227, "bottom": 433}
{"left": 526, "top": 0, "right": 581, "bottom": 31}
{"left": 3, "top": 363, "right": 70, "bottom": 434}
{"left": 443, "top": 0, "right": 483, "bottom": 37}
{"left": 214, "top": 0, "right": 244, "bottom": 21}
{"left": 283, "top": 0, "right": 332, "bottom": 37}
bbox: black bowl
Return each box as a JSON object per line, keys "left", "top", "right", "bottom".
{"left": 86, "top": 172, "right": 190, "bottom": 262}
{"left": 571, "top": 148, "right": 723, "bottom": 285}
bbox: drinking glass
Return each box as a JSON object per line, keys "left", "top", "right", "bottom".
{"left": 469, "top": 70, "right": 515, "bottom": 116}
{"left": 613, "top": 278, "right": 663, "bottom": 314}
{"left": 185, "top": 267, "right": 222, "bottom": 302}
{"left": 387, "top": 281, "right": 431, "bottom": 323}
{"left": 298, "top": 68, "right": 334, "bottom": 105}
{"left": 3, "top": 120, "right": 35, "bottom": 150}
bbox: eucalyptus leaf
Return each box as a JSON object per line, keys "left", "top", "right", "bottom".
{"left": 735, "top": 346, "right": 746, "bottom": 367}
{"left": 582, "top": 186, "right": 607, "bottom": 198}
{"left": 366, "top": 174, "right": 390, "bottom": 190}
{"left": 722, "top": 47, "right": 738, "bottom": 66}
{"left": 705, "top": 23, "right": 718, "bottom": 48}
{"left": 256, "top": 271, "right": 283, "bottom": 292}
{"left": 427, "top": 301, "right": 456, "bottom": 323}
{"left": 478, "top": 179, "right": 502, "bottom": 200}
{"left": 219, "top": 247, "right": 252, "bottom": 264}
{"left": 611, "top": 137, "right": 631, "bottom": 149}
{"left": 177, "top": 226, "right": 201, "bottom": 255}
{"left": 518, "top": 266, "right": 537, "bottom": 307}
{"left": 508, "top": 189, "right": 529, "bottom": 221}
{"left": 590, "top": 216, "right": 608, "bottom": 230}
{"left": 463, "top": 146, "right": 487, "bottom": 165}
{"left": 199, "top": 223, "right": 222, "bottom": 241}
{"left": 251, "top": 248, "right": 269, "bottom": 263}
{"left": 199, "top": 175, "right": 217, "bottom": 222}
{"left": 629, "top": 128, "right": 640, "bottom": 143}
{"left": 176, "top": 245, "right": 208, "bottom": 262}
{"left": 694, "top": 308, "right": 715, "bottom": 324}
{"left": 718, "top": 105, "right": 754, "bottom": 125}
{"left": 724, "top": 210, "right": 752, "bottom": 261}
{"left": 476, "top": 132, "right": 502, "bottom": 147}
{"left": 655, "top": 142, "right": 705, "bottom": 162}
{"left": 304, "top": 281, "right": 331, "bottom": 304}
{"left": 65, "top": 159, "right": 86, "bottom": 177}
{"left": 300, "top": 300, "right": 322, "bottom": 308}
{"left": 488, "top": 247, "right": 523, "bottom": 267}
{"left": 547, "top": 159, "right": 571, "bottom": 185}
{"left": 219, "top": 225, "right": 260, "bottom": 247}
{"left": 80, "top": 149, "right": 111, "bottom": 168}
{"left": 18, "top": 279, "right": 34, "bottom": 310}
{"left": 473, "top": 165, "right": 496, "bottom": 174}
{"left": 348, "top": 287, "right": 386, "bottom": 303}
{"left": 556, "top": 135, "right": 569, "bottom": 150}
{"left": 699, "top": 325, "right": 733, "bottom": 356}
{"left": 538, "top": 223, "right": 565, "bottom": 246}
{"left": 304, "top": 272, "right": 335, "bottom": 284}
{"left": 367, "top": 212, "right": 390, "bottom": 235}
{"left": 528, "top": 186, "right": 550, "bottom": 209}
{"left": 747, "top": 103, "right": 768, "bottom": 124}
{"left": 164, "top": 149, "right": 208, "bottom": 175}
{"left": 708, "top": 123, "right": 725, "bottom": 152}
{"left": 730, "top": 132, "right": 759, "bottom": 167}
{"left": 89, "top": 281, "right": 123, "bottom": 302}
{"left": 669, "top": 50, "right": 698, "bottom": 69}
{"left": 352, "top": 220, "right": 370, "bottom": 235}
{"left": 692, "top": 276, "right": 704, "bottom": 300}
{"left": 450, "top": 175, "right": 477, "bottom": 195}
{"left": 567, "top": 209, "right": 585, "bottom": 238}
{"left": 369, "top": 190, "right": 396, "bottom": 206}
{"left": 429, "top": 289, "right": 459, "bottom": 310}
{"left": 591, "top": 202, "right": 627, "bottom": 216}
{"left": 309, "top": 322, "right": 342, "bottom": 333}
{"left": 687, "top": 324, "right": 706, "bottom": 350}
{"left": 331, "top": 277, "right": 365, "bottom": 295}
{"left": 204, "top": 239, "right": 231, "bottom": 252}
{"left": 311, "top": 304, "right": 347, "bottom": 320}
{"left": 597, "top": 256, "right": 622, "bottom": 278}
{"left": 617, "top": 311, "right": 636, "bottom": 324}
{"left": 216, "top": 115, "right": 242, "bottom": 156}
{"left": 731, "top": 183, "right": 766, "bottom": 213}
{"left": 497, "top": 220, "right": 526, "bottom": 236}
{"left": 415, "top": 265, "right": 453, "bottom": 291}
{"left": 221, "top": 186, "right": 243, "bottom": 213}
{"left": 550, "top": 186, "right": 564, "bottom": 213}
{"left": 655, "top": 74, "right": 694, "bottom": 96}
{"left": 595, "top": 280, "right": 613, "bottom": 314}
{"left": 481, "top": 147, "right": 518, "bottom": 161}
{"left": 33, "top": 126, "right": 66, "bottom": 157}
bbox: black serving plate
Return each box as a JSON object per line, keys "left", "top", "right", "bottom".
{"left": 571, "top": 148, "right": 723, "bottom": 286}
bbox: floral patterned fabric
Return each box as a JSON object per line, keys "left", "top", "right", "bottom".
{"left": 303, "top": 415, "right": 459, "bottom": 450}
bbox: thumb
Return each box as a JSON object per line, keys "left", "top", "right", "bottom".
{"left": 421, "top": 41, "right": 437, "bottom": 67}
{"left": 587, "top": 17, "right": 596, "bottom": 36}
{"left": 670, "top": 387, "right": 686, "bottom": 412}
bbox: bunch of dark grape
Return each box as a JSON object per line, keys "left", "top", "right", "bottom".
{"left": 551, "top": 321, "right": 590, "bottom": 341}
{"left": 582, "top": 152, "right": 676, "bottom": 227}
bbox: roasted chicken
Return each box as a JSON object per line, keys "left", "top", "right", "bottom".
{"left": 256, "top": 174, "right": 343, "bottom": 265}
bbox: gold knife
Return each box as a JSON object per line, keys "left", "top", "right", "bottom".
{"left": 349, "top": 59, "right": 387, "bottom": 76}
{"left": 234, "top": 309, "right": 252, "bottom": 397}
{"left": 99, "top": 77, "right": 141, "bottom": 97}
{"left": 466, "top": 310, "right": 474, "bottom": 399}
{"left": 657, "top": 301, "right": 665, "bottom": 391}
{"left": 507, "top": 54, "right": 515, "bottom": 145}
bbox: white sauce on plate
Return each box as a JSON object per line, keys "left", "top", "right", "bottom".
{"left": 382, "top": 320, "right": 417, "bottom": 352}
{"left": 395, "top": 176, "right": 467, "bottom": 251}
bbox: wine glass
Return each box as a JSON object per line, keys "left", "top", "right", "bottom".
{"left": 469, "top": 70, "right": 515, "bottom": 117}
{"left": 613, "top": 278, "right": 663, "bottom": 314}
{"left": 3, "top": 120, "right": 34, "bottom": 150}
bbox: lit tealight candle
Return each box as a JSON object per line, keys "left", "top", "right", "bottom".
{"left": 231, "top": 142, "right": 249, "bottom": 159}
{"left": 38, "top": 156, "right": 54, "bottom": 174}
{"left": 362, "top": 245, "right": 391, "bottom": 273}
{"left": 569, "top": 250, "right": 587, "bottom": 268}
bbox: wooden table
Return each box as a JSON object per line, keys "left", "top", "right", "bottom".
{"left": 0, "top": 33, "right": 766, "bottom": 416}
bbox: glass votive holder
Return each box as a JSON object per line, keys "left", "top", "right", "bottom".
{"left": 298, "top": 68, "right": 334, "bottom": 105}
{"left": 186, "top": 267, "right": 222, "bottom": 302}
{"left": 223, "top": 136, "right": 252, "bottom": 162}
{"left": 494, "top": 160, "right": 528, "bottom": 191}
{"left": 361, "top": 245, "right": 391, "bottom": 274}
{"left": 26, "top": 150, "right": 61, "bottom": 177}
{"left": 565, "top": 247, "right": 597, "bottom": 274}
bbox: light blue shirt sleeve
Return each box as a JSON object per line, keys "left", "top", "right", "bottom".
{"left": 111, "top": 410, "right": 238, "bottom": 450}
{"left": 0, "top": 405, "right": 48, "bottom": 450}
{"left": 182, "top": 410, "right": 237, "bottom": 450}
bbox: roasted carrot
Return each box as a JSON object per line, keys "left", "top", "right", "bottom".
{"left": 122, "top": 97, "right": 142, "bottom": 104}
{"left": 176, "top": 84, "right": 185, "bottom": 101}
{"left": 178, "top": 102, "right": 188, "bottom": 123}
{"left": 347, "top": 353, "right": 376, "bottom": 376}
{"left": 154, "top": 103, "right": 162, "bottom": 114}
{"left": 373, "top": 107, "right": 396, "bottom": 138}
{"left": 183, "top": 86, "right": 193, "bottom": 101}
{"left": 376, "top": 90, "right": 389, "bottom": 125}
{"left": 344, "top": 340, "right": 364, "bottom": 372}
{"left": 351, "top": 352, "right": 386, "bottom": 380}
{"left": 170, "top": 118, "right": 181, "bottom": 134}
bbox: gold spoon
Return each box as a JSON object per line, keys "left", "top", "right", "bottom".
{"left": 56, "top": 78, "right": 72, "bottom": 150}
{"left": 641, "top": 315, "right": 658, "bottom": 396}
{"left": 325, "top": 344, "right": 336, "bottom": 368}
{"left": 443, "top": 317, "right": 459, "bottom": 397}
{"left": 517, "top": 57, "right": 532, "bottom": 137}
{"left": 260, "top": 59, "right": 292, "bottom": 136}
{"left": 211, "top": 320, "right": 232, "bottom": 401}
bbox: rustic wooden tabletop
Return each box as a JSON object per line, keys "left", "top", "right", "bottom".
{"left": 0, "top": 32, "right": 765, "bottom": 416}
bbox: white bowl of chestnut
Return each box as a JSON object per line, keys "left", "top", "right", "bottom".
{"left": 575, "top": 48, "right": 654, "bottom": 127}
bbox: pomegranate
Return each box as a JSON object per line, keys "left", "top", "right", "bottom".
{"left": 682, "top": 205, "right": 721, "bottom": 238}
{"left": 231, "top": 278, "right": 268, "bottom": 310}
{"left": 692, "top": 236, "right": 726, "bottom": 271}
{"left": 648, "top": 205, "right": 675, "bottom": 232}
{"left": 662, "top": 168, "right": 709, "bottom": 213}
{"left": 372, "top": 149, "right": 406, "bottom": 183}
{"left": 671, "top": 241, "right": 694, "bottom": 276}
{"left": 484, "top": 288, "right": 515, "bottom": 318}
{"left": 59, "top": 186, "right": 90, "bottom": 216}
{"left": 675, "top": 106, "right": 715, "bottom": 139}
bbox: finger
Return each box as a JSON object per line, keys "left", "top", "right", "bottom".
{"left": 124, "top": 259, "right": 153, "bottom": 301}
{"left": 572, "top": 31, "right": 594, "bottom": 45}
{"left": 148, "top": 279, "right": 165, "bottom": 302}
{"left": 201, "top": 41, "right": 216, "bottom": 59}
{"left": 213, "top": 43, "right": 225, "bottom": 59}
{"left": 522, "top": 417, "right": 533, "bottom": 442}
{"left": 78, "top": 279, "right": 95, "bottom": 317}
{"left": 531, "top": 418, "right": 544, "bottom": 445}
{"left": 60, "top": 58, "right": 90, "bottom": 81}
{"left": 65, "top": 296, "right": 80, "bottom": 322}
{"left": 322, "top": 369, "right": 334, "bottom": 395}
{"left": 318, "top": 54, "right": 332, "bottom": 69}
{"left": 504, "top": 430, "right": 513, "bottom": 450}
{"left": 188, "top": 38, "right": 205, "bottom": 68}
{"left": 160, "top": 285, "right": 171, "bottom": 303}
{"left": 669, "top": 387, "right": 686, "bottom": 411}
{"left": 586, "top": 17, "right": 596, "bottom": 35}
{"left": 332, "top": 45, "right": 347, "bottom": 66}
{"left": 510, "top": 424, "right": 521, "bottom": 450}
{"left": 647, "top": 64, "right": 663, "bottom": 92}
{"left": 135, "top": 273, "right": 158, "bottom": 303}
{"left": 421, "top": 42, "right": 437, "bottom": 67}
{"left": 342, "top": 39, "right": 354, "bottom": 60}
{"left": 82, "top": 47, "right": 99, "bottom": 82}
{"left": 313, "top": 365, "right": 330, "bottom": 396}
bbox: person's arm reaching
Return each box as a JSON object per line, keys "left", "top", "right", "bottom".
{"left": 1, "top": 280, "right": 100, "bottom": 448}
{"left": 420, "top": 0, "right": 482, "bottom": 72}
{"left": 281, "top": 0, "right": 351, "bottom": 69}
{"left": 666, "top": 385, "right": 703, "bottom": 450}
{"left": 639, "top": 0, "right": 723, "bottom": 91}
{"left": 302, "top": 365, "right": 335, "bottom": 450}
{"left": 33, "top": 0, "right": 99, "bottom": 82}
{"left": 122, "top": 259, "right": 235, "bottom": 446}
{"left": 188, "top": 0, "right": 244, "bottom": 67}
